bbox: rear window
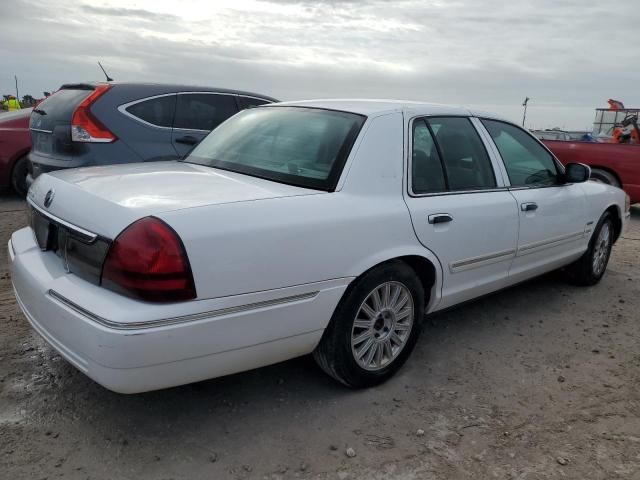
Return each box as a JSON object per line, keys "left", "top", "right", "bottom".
{"left": 184, "top": 106, "right": 366, "bottom": 191}
{"left": 29, "top": 89, "right": 92, "bottom": 129}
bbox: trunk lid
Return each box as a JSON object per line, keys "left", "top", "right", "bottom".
{"left": 28, "top": 161, "right": 321, "bottom": 238}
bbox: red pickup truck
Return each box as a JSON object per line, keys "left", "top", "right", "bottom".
{"left": 543, "top": 140, "right": 640, "bottom": 204}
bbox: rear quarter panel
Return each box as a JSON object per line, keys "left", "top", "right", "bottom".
{"left": 158, "top": 112, "right": 444, "bottom": 306}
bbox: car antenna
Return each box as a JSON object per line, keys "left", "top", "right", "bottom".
{"left": 98, "top": 62, "right": 114, "bottom": 82}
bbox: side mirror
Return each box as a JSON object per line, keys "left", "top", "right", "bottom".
{"left": 564, "top": 162, "right": 591, "bottom": 183}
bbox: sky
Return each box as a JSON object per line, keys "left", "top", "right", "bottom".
{"left": 1, "top": 0, "right": 638, "bottom": 130}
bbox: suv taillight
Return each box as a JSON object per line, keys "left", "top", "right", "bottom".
{"left": 101, "top": 217, "right": 196, "bottom": 302}
{"left": 71, "top": 84, "right": 117, "bottom": 143}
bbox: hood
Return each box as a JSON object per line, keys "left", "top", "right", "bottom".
{"left": 28, "top": 161, "right": 320, "bottom": 238}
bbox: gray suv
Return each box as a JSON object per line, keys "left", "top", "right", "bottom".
{"left": 28, "top": 82, "right": 277, "bottom": 183}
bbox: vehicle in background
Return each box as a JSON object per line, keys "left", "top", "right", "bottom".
{"left": 0, "top": 108, "right": 32, "bottom": 195}
{"left": 532, "top": 129, "right": 572, "bottom": 141}
{"left": 543, "top": 139, "right": 640, "bottom": 203}
{"left": 10, "top": 100, "right": 629, "bottom": 393}
{"left": 28, "top": 82, "right": 277, "bottom": 184}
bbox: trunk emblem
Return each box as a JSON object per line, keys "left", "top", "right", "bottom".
{"left": 44, "top": 189, "right": 55, "bottom": 208}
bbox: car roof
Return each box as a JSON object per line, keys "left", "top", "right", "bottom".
{"left": 59, "top": 81, "right": 278, "bottom": 102}
{"left": 271, "top": 99, "right": 509, "bottom": 121}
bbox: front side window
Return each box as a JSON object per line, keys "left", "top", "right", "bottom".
{"left": 174, "top": 94, "right": 238, "bottom": 131}
{"left": 482, "top": 119, "right": 559, "bottom": 187}
{"left": 185, "top": 107, "right": 365, "bottom": 191}
{"left": 411, "top": 116, "right": 496, "bottom": 194}
{"left": 125, "top": 95, "right": 176, "bottom": 128}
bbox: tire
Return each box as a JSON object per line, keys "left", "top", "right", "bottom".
{"left": 565, "top": 212, "right": 614, "bottom": 286}
{"left": 10, "top": 156, "right": 29, "bottom": 197}
{"left": 590, "top": 168, "right": 620, "bottom": 188}
{"left": 313, "top": 260, "right": 425, "bottom": 388}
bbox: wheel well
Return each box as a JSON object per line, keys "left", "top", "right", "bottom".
{"left": 590, "top": 166, "right": 622, "bottom": 186}
{"left": 606, "top": 205, "right": 623, "bottom": 242}
{"left": 397, "top": 255, "right": 437, "bottom": 308}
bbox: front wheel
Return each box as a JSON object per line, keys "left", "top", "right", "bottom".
{"left": 565, "top": 212, "right": 614, "bottom": 286}
{"left": 313, "top": 261, "right": 424, "bottom": 388}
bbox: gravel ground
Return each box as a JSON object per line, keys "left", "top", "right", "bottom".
{"left": 1, "top": 195, "right": 639, "bottom": 480}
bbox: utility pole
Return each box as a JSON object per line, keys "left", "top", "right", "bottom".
{"left": 14, "top": 75, "right": 19, "bottom": 102}
{"left": 522, "top": 97, "right": 530, "bottom": 127}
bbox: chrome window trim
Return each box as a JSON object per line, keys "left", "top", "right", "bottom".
{"left": 48, "top": 289, "right": 319, "bottom": 330}
{"left": 406, "top": 114, "right": 502, "bottom": 198}
{"left": 28, "top": 198, "right": 98, "bottom": 243}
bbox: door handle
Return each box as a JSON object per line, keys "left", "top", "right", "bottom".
{"left": 521, "top": 202, "right": 538, "bottom": 212}
{"left": 428, "top": 213, "right": 453, "bottom": 224}
{"left": 175, "top": 135, "right": 199, "bottom": 145}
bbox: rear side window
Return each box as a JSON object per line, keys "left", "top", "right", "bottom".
{"left": 238, "top": 96, "right": 271, "bottom": 110}
{"left": 411, "top": 116, "right": 496, "bottom": 194}
{"left": 412, "top": 120, "right": 446, "bottom": 193}
{"left": 482, "top": 119, "right": 559, "bottom": 187}
{"left": 125, "top": 95, "right": 176, "bottom": 128}
{"left": 174, "top": 94, "right": 238, "bottom": 131}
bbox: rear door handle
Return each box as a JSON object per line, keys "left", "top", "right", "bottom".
{"left": 521, "top": 202, "right": 538, "bottom": 212}
{"left": 428, "top": 213, "right": 453, "bottom": 224}
{"left": 175, "top": 135, "right": 199, "bottom": 145}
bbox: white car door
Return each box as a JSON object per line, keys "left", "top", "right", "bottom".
{"left": 479, "top": 119, "right": 588, "bottom": 284}
{"left": 403, "top": 116, "right": 519, "bottom": 310}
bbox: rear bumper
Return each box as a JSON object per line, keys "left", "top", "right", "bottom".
{"left": 9, "top": 228, "right": 349, "bottom": 393}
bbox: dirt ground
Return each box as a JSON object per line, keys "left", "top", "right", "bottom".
{"left": 1, "top": 195, "right": 639, "bottom": 480}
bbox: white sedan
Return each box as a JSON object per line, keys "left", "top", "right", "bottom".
{"left": 10, "top": 100, "right": 630, "bottom": 393}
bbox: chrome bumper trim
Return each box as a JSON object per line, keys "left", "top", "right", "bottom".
{"left": 48, "top": 289, "right": 319, "bottom": 331}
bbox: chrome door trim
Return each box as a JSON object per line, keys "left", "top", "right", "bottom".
{"left": 516, "top": 231, "right": 584, "bottom": 256}
{"left": 48, "top": 289, "right": 319, "bottom": 330}
{"left": 449, "top": 248, "right": 516, "bottom": 273}
{"left": 29, "top": 127, "right": 54, "bottom": 134}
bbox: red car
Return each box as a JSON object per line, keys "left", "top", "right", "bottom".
{"left": 543, "top": 140, "right": 640, "bottom": 204}
{"left": 0, "top": 109, "right": 31, "bottom": 196}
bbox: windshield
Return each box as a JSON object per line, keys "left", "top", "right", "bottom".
{"left": 184, "top": 106, "right": 366, "bottom": 191}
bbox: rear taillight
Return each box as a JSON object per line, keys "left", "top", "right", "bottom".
{"left": 71, "top": 84, "right": 117, "bottom": 143}
{"left": 101, "top": 217, "right": 196, "bottom": 302}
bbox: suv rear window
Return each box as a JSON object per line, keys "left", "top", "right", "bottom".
{"left": 29, "top": 89, "right": 92, "bottom": 130}
{"left": 185, "top": 106, "right": 365, "bottom": 191}
{"left": 125, "top": 95, "right": 176, "bottom": 128}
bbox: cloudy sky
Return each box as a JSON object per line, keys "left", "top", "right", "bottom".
{"left": 1, "top": 0, "right": 638, "bottom": 129}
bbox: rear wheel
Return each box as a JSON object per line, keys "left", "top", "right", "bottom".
{"left": 313, "top": 261, "right": 424, "bottom": 388}
{"left": 590, "top": 168, "right": 620, "bottom": 188}
{"left": 565, "top": 212, "right": 614, "bottom": 286}
{"left": 10, "top": 156, "right": 29, "bottom": 197}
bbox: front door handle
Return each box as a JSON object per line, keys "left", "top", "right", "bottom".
{"left": 521, "top": 202, "right": 538, "bottom": 212}
{"left": 428, "top": 213, "right": 453, "bottom": 224}
{"left": 175, "top": 135, "right": 199, "bottom": 145}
